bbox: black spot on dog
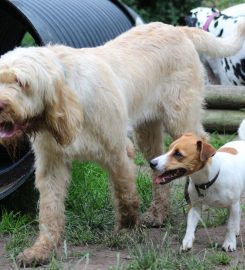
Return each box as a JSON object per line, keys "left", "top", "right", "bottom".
{"left": 234, "top": 20, "right": 237, "bottom": 23}
{"left": 233, "top": 80, "right": 238, "bottom": 85}
{"left": 241, "top": 59, "right": 245, "bottom": 73}
{"left": 242, "top": 82, "right": 245, "bottom": 86}
{"left": 224, "top": 58, "right": 230, "bottom": 71}
{"left": 217, "top": 29, "right": 224, "bottom": 37}
{"left": 233, "top": 65, "right": 240, "bottom": 79}
{"left": 233, "top": 62, "right": 245, "bottom": 81}
{"left": 214, "top": 21, "right": 218, "bottom": 28}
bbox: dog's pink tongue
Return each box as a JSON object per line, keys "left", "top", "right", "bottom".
{"left": 0, "top": 129, "right": 16, "bottom": 138}
{"left": 154, "top": 176, "right": 164, "bottom": 184}
{"left": 0, "top": 131, "right": 12, "bottom": 138}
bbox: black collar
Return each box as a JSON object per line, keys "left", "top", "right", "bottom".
{"left": 195, "top": 169, "right": 220, "bottom": 197}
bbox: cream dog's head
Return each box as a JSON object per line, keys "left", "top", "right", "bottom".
{"left": 150, "top": 133, "right": 216, "bottom": 184}
{"left": 0, "top": 46, "right": 83, "bottom": 145}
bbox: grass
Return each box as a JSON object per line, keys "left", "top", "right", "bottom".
{"left": 0, "top": 132, "right": 243, "bottom": 269}
{"left": 20, "top": 32, "right": 36, "bottom": 47}
{"left": 0, "top": 211, "right": 36, "bottom": 257}
{"left": 203, "top": 0, "right": 245, "bottom": 10}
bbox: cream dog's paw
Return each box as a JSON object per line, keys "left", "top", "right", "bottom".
{"left": 16, "top": 247, "right": 51, "bottom": 267}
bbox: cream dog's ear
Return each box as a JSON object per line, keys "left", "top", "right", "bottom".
{"left": 197, "top": 140, "right": 216, "bottom": 162}
{"left": 0, "top": 69, "right": 28, "bottom": 88}
{"left": 0, "top": 70, "right": 17, "bottom": 84}
{"left": 45, "top": 81, "right": 83, "bottom": 145}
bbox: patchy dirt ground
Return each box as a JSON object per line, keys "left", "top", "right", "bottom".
{"left": 0, "top": 211, "right": 244, "bottom": 269}
{"left": 1, "top": 223, "right": 245, "bottom": 269}
{"left": 1, "top": 177, "right": 245, "bottom": 270}
{"left": 0, "top": 219, "right": 245, "bottom": 269}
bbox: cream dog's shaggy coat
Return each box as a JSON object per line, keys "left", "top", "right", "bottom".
{"left": 0, "top": 22, "right": 245, "bottom": 265}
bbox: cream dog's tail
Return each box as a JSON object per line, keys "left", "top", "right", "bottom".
{"left": 238, "top": 119, "right": 245, "bottom": 140}
{"left": 179, "top": 19, "right": 245, "bottom": 58}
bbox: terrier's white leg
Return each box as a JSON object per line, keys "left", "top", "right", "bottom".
{"left": 182, "top": 205, "right": 201, "bottom": 251}
{"left": 222, "top": 201, "right": 240, "bottom": 252}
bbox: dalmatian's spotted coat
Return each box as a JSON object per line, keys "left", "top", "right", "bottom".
{"left": 186, "top": 5, "right": 245, "bottom": 85}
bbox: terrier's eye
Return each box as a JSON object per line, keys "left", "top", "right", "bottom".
{"left": 173, "top": 150, "right": 183, "bottom": 159}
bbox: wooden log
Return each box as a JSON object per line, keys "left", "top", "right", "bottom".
{"left": 203, "top": 109, "right": 245, "bottom": 133}
{"left": 205, "top": 85, "right": 245, "bottom": 110}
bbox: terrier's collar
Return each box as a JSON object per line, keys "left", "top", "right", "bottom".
{"left": 195, "top": 169, "right": 220, "bottom": 197}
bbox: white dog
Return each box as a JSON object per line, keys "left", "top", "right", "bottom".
{"left": 150, "top": 119, "right": 245, "bottom": 252}
{"left": 186, "top": 5, "right": 245, "bottom": 85}
{"left": 0, "top": 22, "right": 245, "bottom": 265}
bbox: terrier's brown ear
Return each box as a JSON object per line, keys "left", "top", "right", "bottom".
{"left": 45, "top": 81, "right": 83, "bottom": 145}
{"left": 197, "top": 140, "right": 216, "bottom": 162}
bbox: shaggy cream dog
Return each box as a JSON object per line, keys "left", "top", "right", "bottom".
{"left": 0, "top": 22, "right": 244, "bottom": 265}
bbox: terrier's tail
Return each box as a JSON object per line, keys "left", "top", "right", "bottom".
{"left": 238, "top": 119, "right": 245, "bottom": 140}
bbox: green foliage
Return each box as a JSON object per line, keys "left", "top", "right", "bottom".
{"left": 66, "top": 161, "right": 113, "bottom": 244}
{"left": 135, "top": 152, "right": 147, "bottom": 166}
{"left": 124, "top": 0, "right": 244, "bottom": 25}
{"left": 209, "top": 133, "right": 236, "bottom": 149}
{"left": 209, "top": 251, "right": 232, "bottom": 266}
{"left": 205, "top": 208, "right": 228, "bottom": 227}
{"left": 203, "top": 0, "right": 244, "bottom": 10}
{"left": 114, "top": 241, "right": 214, "bottom": 270}
{"left": 66, "top": 160, "right": 153, "bottom": 245}
{"left": 0, "top": 212, "right": 36, "bottom": 257}
{"left": 21, "top": 32, "right": 36, "bottom": 47}
{"left": 0, "top": 211, "right": 30, "bottom": 233}
{"left": 123, "top": 0, "right": 202, "bottom": 25}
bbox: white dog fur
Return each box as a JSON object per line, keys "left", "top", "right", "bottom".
{"left": 151, "top": 119, "right": 245, "bottom": 252}
{"left": 0, "top": 22, "right": 245, "bottom": 265}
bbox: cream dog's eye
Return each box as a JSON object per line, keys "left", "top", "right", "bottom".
{"left": 174, "top": 150, "right": 183, "bottom": 159}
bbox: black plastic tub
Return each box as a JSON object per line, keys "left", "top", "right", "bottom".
{"left": 0, "top": 0, "right": 142, "bottom": 201}
{"left": 0, "top": 141, "right": 34, "bottom": 200}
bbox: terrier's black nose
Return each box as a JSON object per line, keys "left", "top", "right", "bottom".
{"left": 149, "top": 160, "right": 158, "bottom": 169}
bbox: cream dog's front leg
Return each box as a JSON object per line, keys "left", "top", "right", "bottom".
{"left": 181, "top": 205, "right": 201, "bottom": 251}
{"left": 222, "top": 201, "right": 241, "bottom": 252}
{"left": 17, "top": 154, "right": 71, "bottom": 266}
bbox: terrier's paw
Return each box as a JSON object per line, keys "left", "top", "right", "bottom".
{"left": 222, "top": 239, "right": 236, "bottom": 252}
{"left": 181, "top": 237, "right": 194, "bottom": 252}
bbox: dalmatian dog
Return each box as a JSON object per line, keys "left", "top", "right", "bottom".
{"left": 186, "top": 4, "right": 245, "bottom": 85}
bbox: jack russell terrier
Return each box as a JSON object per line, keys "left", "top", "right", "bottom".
{"left": 150, "top": 119, "right": 245, "bottom": 252}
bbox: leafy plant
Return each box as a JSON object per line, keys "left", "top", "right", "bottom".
{"left": 123, "top": 0, "right": 202, "bottom": 25}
